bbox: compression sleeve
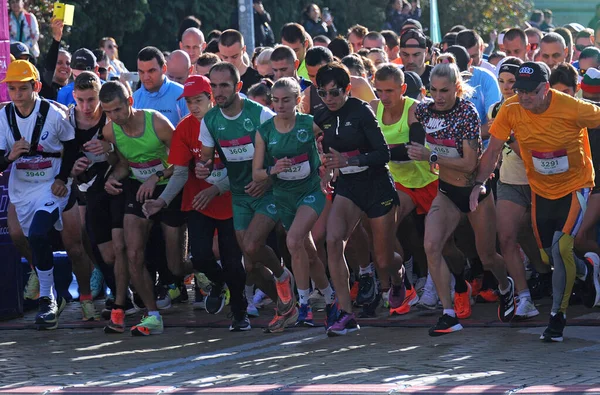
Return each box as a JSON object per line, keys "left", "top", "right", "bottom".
{"left": 0, "top": 150, "right": 12, "bottom": 172}
{"left": 356, "top": 106, "right": 390, "bottom": 167}
{"left": 158, "top": 165, "right": 188, "bottom": 206}
{"left": 56, "top": 139, "right": 78, "bottom": 182}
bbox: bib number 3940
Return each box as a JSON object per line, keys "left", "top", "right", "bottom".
{"left": 532, "top": 149, "right": 569, "bottom": 175}
{"left": 15, "top": 158, "right": 53, "bottom": 182}
{"left": 220, "top": 135, "right": 255, "bottom": 162}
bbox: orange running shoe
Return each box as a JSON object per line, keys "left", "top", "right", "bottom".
{"left": 454, "top": 282, "right": 472, "bottom": 319}
{"left": 275, "top": 268, "right": 296, "bottom": 315}
{"left": 390, "top": 287, "right": 418, "bottom": 315}
{"left": 350, "top": 281, "right": 359, "bottom": 303}
{"left": 104, "top": 308, "right": 125, "bottom": 334}
{"left": 469, "top": 277, "right": 483, "bottom": 297}
{"left": 478, "top": 288, "right": 499, "bottom": 303}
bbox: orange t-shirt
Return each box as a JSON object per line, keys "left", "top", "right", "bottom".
{"left": 490, "top": 89, "right": 600, "bottom": 199}
{"left": 168, "top": 114, "right": 232, "bottom": 219}
{"left": 392, "top": 57, "right": 403, "bottom": 65}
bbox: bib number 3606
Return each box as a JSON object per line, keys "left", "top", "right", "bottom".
{"left": 220, "top": 136, "right": 255, "bottom": 162}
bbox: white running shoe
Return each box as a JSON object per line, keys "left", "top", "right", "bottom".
{"left": 514, "top": 297, "right": 539, "bottom": 320}
{"left": 417, "top": 273, "right": 439, "bottom": 310}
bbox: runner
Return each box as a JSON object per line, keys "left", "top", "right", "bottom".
{"left": 470, "top": 62, "right": 600, "bottom": 342}
{"left": 371, "top": 64, "right": 438, "bottom": 315}
{"left": 253, "top": 77, "right": 335, "bottom": 327}
{"left": 280, "top": 23, "right": 311, "bottom": 81}
{"left": 101, "top": 81, "right": 187, "bottom": 336}
{"left": 142, "top": 75, "right": 249, "bottom": 331}
{"left": 407, "top": 62, "right": 515, "bottom": 336}
{"left": 489, "top": 59, "right": 543, "bottom": 320}
{"left": 0, "top": 61, "right": 79, "bottom": 329}
{"left": 315, "top": 62, "right": 400, "bottom": 336}
{"left": 196, "top": 62, "right": 298, "bottom": 333}
{"left": 218, "top": 30, "right": 262, "bottom": 95}
{"left": 269, "top": 46, "right": 311, "bottom": 92}
{"left": 399, "top": 29, "right": 433, "bottom": 91}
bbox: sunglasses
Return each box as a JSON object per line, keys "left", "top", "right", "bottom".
{"left": 107, "top": 44, "right": 117, "bottom": 50}
{"left": 317, "top": 87, "right": 344, "bottom": 98}
{"left": 530, "top": 43, "right": 539, "bottom": 51}
{"left": 576, "top": 44, "right": 591, "bottom": 52}
{"left": 514, "top": 86, "right": 543, "bottom": 96}
{"left": 98, "top": 67, "right": 108, "bottom": 74}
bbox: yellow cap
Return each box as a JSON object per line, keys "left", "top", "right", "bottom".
{"left": 2, "top": 60, "right": 39, "bottom": 83}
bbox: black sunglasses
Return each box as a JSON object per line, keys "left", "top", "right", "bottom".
{"left": 317, "top": 87, "right": 344, "bottom": 98}
{"left": 98, "top": 67, "right": 107, "bottom": 74}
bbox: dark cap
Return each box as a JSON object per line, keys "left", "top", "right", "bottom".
{"left": 404, "top": 71, "right": 424, "bottom": 99}
{"left": 10, "top": 42, "right": 32, "bottom": 61}
{"left": 402, "top": 19, "right": 423, "bottom": 31}
{"left": 446, "top": 45, "right": 470, "bottom": 72}
{"left": 498, "top": 63, "right": 520, "bottom": 76}
{"left": 72, "top": 48, "right": 97, "bottom": 70}
{"left": 400, "top": 29, "right": 427, "bottom": 49}
{"left": 513, "top": 62, "right": 549, "bottom": 92}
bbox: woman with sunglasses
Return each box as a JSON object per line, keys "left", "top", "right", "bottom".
{"left": 100, "top": 37, "right": 128, "bottom": 76}
{"left": 314, "top": 62, "right": 401, "bottom": 336}
{"left": 253, "top": 77, "right": 334, "bottom": 328}
{"left": 491, "top": 58, "right": 545, "bottom": 320}
{"left": 407, "top": 63, "right": 515, "bottom": 336}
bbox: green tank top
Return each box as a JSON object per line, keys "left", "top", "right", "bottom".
{"left": 258, "top": 113, "right": 321, "bottom": 195}
{"left": 377, "top": 99, "right": 438, "bottom": 188}
{"left": 113, "top": 110, "right": 169, "bottom": 185}
{"left": 203, "top": 98, "right": 271, "bottom": 195}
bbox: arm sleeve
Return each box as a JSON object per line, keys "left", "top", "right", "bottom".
{"left": 389, "top": 144, "right": 409, "bottom": 161}
{"left": 158, "top": 165, "right": 188, "bottom": 206}
{"left": 42, "top": 39, "right": 60, "bottom": 86}
{"left": 0, "top": 150, "right": 11, "bottom": 172}
{"left": 357, "top": 105, "right": 390, "bottom": 167}
{"left": 56, "top": 139, "right": 78, "bottom": 182}
{"left": 199, "top": 119, "right": 215, "bottom": 147}
{"left": 214, "top": 176, "right": 231, "bottom": 194}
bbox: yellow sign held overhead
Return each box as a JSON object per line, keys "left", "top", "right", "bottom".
{"left": 53, "top": 3, "right": 75, "bottom": 26}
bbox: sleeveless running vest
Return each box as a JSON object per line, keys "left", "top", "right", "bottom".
{"left": 377, "top": 98, "right": 437, "bottom": 189}
{"left": 113, "top": 110, "right": 169, "bottom": 185}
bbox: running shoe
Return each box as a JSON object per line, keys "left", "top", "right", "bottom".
{"left": 382, "top": 289, "right": 390, "bottom": 309}
{"left": 205, "top": 283, "right": 226, "bottom": 314}
{"left": 81, "top": 299, "right": 99, "bottom": 321}
{"left": 540, "top": 313, "right": 566, "bottom": 342}
{"left": 296, "top": 304, "right": 314, "bottom": 327}
{"left": 477, "top": 288, "right": 499, "bottom": 303}
{"left": 391, "top": 286, "right": 418, "bottom": 315}
{"left": 428, "top": 314, "right": 463, "bottom": 337}
{"left": 90, "top": 268, "right": 104, "bottom": 300}
{"left": 327, "top": 310, "right": 360, "bottom": 337}
{"left": 264, "top": 307, "right": 299, "bottom": 333}
{"left": 101, "top": 298, "right": 114, "bottom": 320}
{"left": 498, "top": 277, "right": 516, "bottom": 323}
{"left": 246, "top": 301, "right": 259, "bottom": 317}
{"left": 131, "top": 315, "right": 164, "bottom": 336}
{"left": 514, "top": 297, "right": 539, "bottom": 320}
{"left": 167, "top": 284, "right": 182, "bottom": 303}
{"left": 356, "top": 272, "right": 378, "bottom": 306}
{"left": 350, "top": 281, "right": 359, "bottom": 304}
{"left": 131, "top": 289, "right": 146, "bottom": 310}
{"left": 35, "top": 296, "right": 66, "bottom": 330}
{"left": 252, "top": 289, "right": 272, "bottom": 308}
{"left": 229, "top": 311, "right": 251, "bottom": 332}
{"left": 179, "top": 283, "right": 189, "bottom": 303}
{"left": 193, "top": 284, "right": 206, "bottom": 310}
{"left": 325, "top": 301, "right": 340, "bottom": 330}
{"left": 414, "top": 277, "right": 427, "bottom": 296}
{"left": 156, "top": 286, "right": 172, "bottom": 310}
{"left": 468, "top": 276, "right": 483, "bottom": 298}
{"left": 454, "top": 281, "right": 472, "bottom": 319}
{"left": 308, "top": 289, "right": 326, "bottom": 310}
{"left": 195, "top": 272, "right": 212, "bottom": 291}
{"left": 104, "top": 308, "right": 125, "bottom": 334}
{"left": 23, "top": 270, "right": 39, "bottom": 300}
{"left": 275, "top": 268, "right": 296, "bottom": 315}
{"left": 582, "top": 252, "right": 600, "bottom": 308}
{"left": 388, "top": 284, "right": 406, "bottom": 313}
{"left": 416, "top": 273, "right": 439, "bottom": 310}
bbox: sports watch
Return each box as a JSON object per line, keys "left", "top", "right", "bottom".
{"left": 429, "top": 150, "right": 439, "bottom": 164}
{"left": 155, "top": 170, "right": 165, "bottom": 182}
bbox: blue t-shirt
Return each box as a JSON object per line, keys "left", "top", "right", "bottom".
{"left": 132, "top": 76, "right": 188, "bottom": 127}
{"left": 466, "top": 66, "right": 501, "bottom": 126}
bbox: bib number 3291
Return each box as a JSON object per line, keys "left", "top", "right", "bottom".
{"left": 532, "top": 149, "right": 569, "bottom": 175}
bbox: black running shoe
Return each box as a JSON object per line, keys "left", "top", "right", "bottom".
{"left": 35, "top": 296, "right": 66, "bottom": 330}
{"left": 229, "top": 311, "right": 251, "bottom": 332}
{"left": 540, "top": 313, "right": 566, "bottom": 342}
{"left": 205, "top": 283, "right": 226, "bottom": 314}
{"left": 428, "top": 314, "right": 463, "bottom": 337}
{"left": 356, "top": 273, "right": 378, "bottom": 306}
{"left": 498, "top": 277, "right": 515, "bottom": 322}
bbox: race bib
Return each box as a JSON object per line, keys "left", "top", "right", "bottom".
{"left": 15, "top": 158, "right": 54, "bottom": 183}
{"left": 426, "top": 136, "right": 460, "bottom": 158}
{"left": 339, "top": 150, "right": 368, "bottom": 174}
{"left": 205, "top": 162, "right": 228, "bottom": 185}
{"left": 129, "top": 159, "right": 165, "bottom": 182}
{"left": 277, "top": 153, "right": 311, "bottom": 181}
{"left": 220, "top": 135, "right": 254, "bottom": 162}
{"left": 532, "top": 149, "right": 569, "bottom": 175}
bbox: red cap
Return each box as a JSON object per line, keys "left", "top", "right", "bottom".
{"left": 177, "top": 75, "right": 212, "bottom": 100}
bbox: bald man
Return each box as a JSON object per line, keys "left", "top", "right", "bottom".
{"left": 179, "top": 27, "right": 206, "bottom": 64}
{"left": 167, "top": 50, "right": 193, "bottom": 84}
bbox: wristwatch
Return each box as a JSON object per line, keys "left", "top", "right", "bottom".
{"left": 155, "top": 170, "right": 165, "bottom": 182}
{"left": 429, "top": 150, "right": 438, "bottom": 164}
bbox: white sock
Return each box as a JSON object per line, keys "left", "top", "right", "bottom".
{"left": 245, "top": 285, "right": 255, "bottom": 300}
{"left": 443, "top": 309, "right": 456, "bottom": 317}
{"left": 36, "top": 268, "right": 55, "bottom": 299}
{"left": 298, "top": 288, "right": 310, "bottom": 305}
{"left": 518, "top": 289, "right": 531, "bottom": 301}
{"left": 359, "top": 264, "right": 373, "bottom": 276}
{"left": 320, "top": 284, "right": 335, "bottom": 305}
